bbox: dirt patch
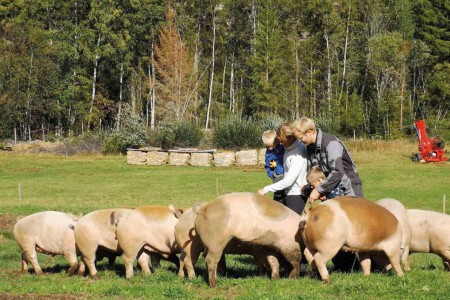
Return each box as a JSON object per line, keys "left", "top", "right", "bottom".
{"left": 9, "top": 141, "right": 65, "bottom": 154}
{"left": 0, "top": 214, "right": 20, "bottom": 231}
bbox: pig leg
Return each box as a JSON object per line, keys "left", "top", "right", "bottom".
{"left": 150, "top": 252, "right": 162, "bottom": 269}
{"left": 358, "top": 252, "right": 371, "bottom": 276}
{"left": 278, "top": 247, "right": 301, "bottom": 279}
{"left": 313, "top": 251, "right": 333, "bottom": 284}
{"left": 123, "top": 243, "right": 145, "bottom": 279}
{"left": 401, "top": 246, "right": 411, "bottom": 272}
{"left": 202, "top": 238, "right": 229, "bottom": 287}
{"left": 137, "top": 251, "right": 151, "bottom": 275}
{"left": 123, "top": 254, "right": 135, "bottom": 279}
{"left": 82, "top": 253, "right": 99, "bottom": 280}
{"left": 266, "top": 255, "right": 280, "bottom": 279}
{"left": 24, "top": 247, "right": 44, "bottom": 276}
{"left": 304, "top": 247, "right": 322, "bottom": 279}
{"left": 21, "top": 252, "right": 28, "bottom": 274}
{"left": 179, "top": 251, "right": 188, "bottom": 277}
{"left": 168, "top": 253, "right": 180, "bottom": 269}
{"left": 438, "top": 249, "right": 450, "bottom": 271}
{"left": 303, "top": 247, "right": 315, "bottom": 266}
{"left": 385, "top": 250, "right": 404, "bottom": 277}
{"left": 183, "top": 242, "right": 202, "bottom": 279}
{"left": 106, "top": 255, "right": 116, "bottom": 270}
{"left": 77, "top": 260, "right": 86, "bottom": 276}
{"left": 217, "top": 254, "right": 227, "bottom": 276}
{"left": 205, "top": 248, "right": 224, "bottom": 287}
{"left": 63, "top": 250, "right": 79, "bottom": 276}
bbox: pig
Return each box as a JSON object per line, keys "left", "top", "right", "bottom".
{"left": 407, "top": 209, "right": 450, "bottom": 271}
{"left": 372, "top": 198, "right": 412, "bottom": 272}
{"left": 300, "top": 196, "right": 404, "bottom": 283}
{"left": 115, "top": 205, "right": 183, "bottom": 279}
{"left": 13, "top": 211, "right": 79, "bottom": 276}
{"left": 170, "top": 203, "right": 281, "bottom": 280}
{"left": 74, "top": 208, "right": 151, "bottom": 279}
{"left": 194, "top": 192, "right": 303, "bottom": 287}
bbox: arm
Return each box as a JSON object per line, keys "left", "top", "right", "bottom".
{"left": 262, "top": 155, "right": 305, "bottom": 194}
{"left": 316, "top": 140, "right": 345, "bottom": 195}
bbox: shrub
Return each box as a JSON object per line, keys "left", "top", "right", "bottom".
{"left": 150, "top": 122, "right": 203, "bottom": 149}
{"left": 257, "top": 115, "right": 285, "bottom": 132}
{"left": 173, "top": 122, "right": 203, "bottom": 148}
{"left": 102, "top": 104, "right": 148, "bottom": 154}
{"left": 61, "top": 132, "right": 105, "bottom": 155}
{"left": 212, "top": 116, "right": 263, "bottom": 149}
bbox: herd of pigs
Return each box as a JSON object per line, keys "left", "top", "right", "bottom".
{"left": 13, "top": 192, "right": 450, "bottom": 287}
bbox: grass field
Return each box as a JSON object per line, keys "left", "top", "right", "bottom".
{"left": 0, "top": 140, "right": 449, "bottom": 299}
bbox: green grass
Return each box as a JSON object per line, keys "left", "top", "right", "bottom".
{"left": 0, "top": 141, "right": 449, "bottom": 299}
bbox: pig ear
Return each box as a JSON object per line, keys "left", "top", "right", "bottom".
{"left": 192, "top": 203, "right": 205, "bottom": 214}
{"left": 169, "top": 204, "right": 183, "bottom": 219}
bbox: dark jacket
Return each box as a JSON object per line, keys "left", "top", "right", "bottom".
{"left": 306, "top": 129, "right": 362, "bottom": 196}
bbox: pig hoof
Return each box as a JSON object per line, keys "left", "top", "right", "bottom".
{"left": 322, "top": 279, "right": 331, "bottom": 284}
{"left": 90, "top": 274, "right": 100, "bottom": 280}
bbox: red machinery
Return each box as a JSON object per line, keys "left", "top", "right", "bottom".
{"left": 412, "top": 119, "right": 448, "bottom": 162}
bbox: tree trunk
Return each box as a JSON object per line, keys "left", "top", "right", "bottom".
{"left": 229, "top": 59, "right": 235, "bottom": 113}
{"left": 88, "top": 32, "right": 102, "bottom": 130}
{"left": 325, "top": 33, "right": 332, "bottom": 112}
{"left": 205, "top": 4, "right": 216, "bottom": 130}
{"left": 117, "top": 61, "right": 124, "bottom": 131}
{"left": 294, "top": 40, "right": 300, "bottom": 119}
{"left": 27, "top": 45, "right": 34, "bottom": 141}
{"left": 340, "top": 2, "right": 351, "bottom": 104}
{"left": 221, "top": 56, "right": 227, "bottom": 103}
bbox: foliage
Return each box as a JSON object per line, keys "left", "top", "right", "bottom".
{"left": 154, "top": 8, "right": 196, "bottom": 123}
{"left": 62, "top": 132, "right": 106, "bottom": 155}
{"left": 102, "top": 103, "right": 148, "bottom": 154}
{"left": 150, "top": 121, "right": 204, "bottom": 149}
{"left": 0, "top": 0, "right": 448, "bottom": 142}
{"left": 212, "top": 116, "right": 263, "bottom": 149}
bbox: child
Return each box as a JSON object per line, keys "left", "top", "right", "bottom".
{"left": 301, "top": 166, "right": 345, "bottom": 218}
{"left": 306, "top": 166, "right": 344, "bottom": 200}
{"left": 262, "top": 130, "right": 285, "bottom": 202}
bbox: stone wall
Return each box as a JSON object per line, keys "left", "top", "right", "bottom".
{"left": 127, "top": 149, "right": 267, "bottom": 167}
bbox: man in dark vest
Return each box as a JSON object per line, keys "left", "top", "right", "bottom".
{"left": 291, "top": 116, "right": 364, "bottom": 272}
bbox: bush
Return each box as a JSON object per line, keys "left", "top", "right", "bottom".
{"left": 212, "top": 116, "right": 263, "bottom": 149}
{"left": 257, "top": 115, "right": 285, "bottom": 132}
{"left": 150, "top": 122, "right": 203, "bottom": 149}
{"left": 102, "top": 104, "right": 148, "bottom": 154}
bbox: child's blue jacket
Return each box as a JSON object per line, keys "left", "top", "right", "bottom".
{"left": 265, "top": 144, "right": 285, "bottom": 179}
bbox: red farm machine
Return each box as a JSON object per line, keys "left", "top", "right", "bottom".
{"left": 411, "top": 119, "right": 448, "bottom": 163}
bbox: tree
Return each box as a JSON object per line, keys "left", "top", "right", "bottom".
{"left": 248, "top": 0, "right": 291, "bottom": 117}
{"left": 154, "top": 8, "right": 196, "bottom": 124}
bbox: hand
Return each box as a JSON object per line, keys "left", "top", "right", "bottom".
{"left": 269, "top": 160, "right": 277, "bottom": 169}
{"left": 257, "top": 189, "right": 266, "bottom": 195}
{"left": 309, "top": 188, "right": 320, "bottom": 201}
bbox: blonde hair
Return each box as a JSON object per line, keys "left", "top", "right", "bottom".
{"left": 291, "top": 117, "right": 316, "bottom": 134}
{"left": 306, "top": 167, "right": 325, "bottom": 185}
{"left": 262, "top": 130, "right": 277, "bottom": 147}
